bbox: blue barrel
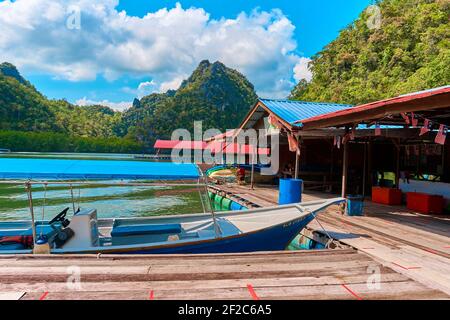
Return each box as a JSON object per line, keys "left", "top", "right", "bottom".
{"left": 347, "top": 195, "right": 364, "bottom": 216}
{"left": 279, "top": 178, "right": 303, "bottom": 205}
{"left": 230, "top": 201, "right": 243, "bottom": 211}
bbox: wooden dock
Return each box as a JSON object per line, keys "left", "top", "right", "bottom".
{"left": 0, "top": 249, "right": 447, "bottom": 300}
{"left": 0, "top": 184, "right": 448, "bottom": 300}
{"left": 210, "top": 184, "right": 450, "bottom": 296}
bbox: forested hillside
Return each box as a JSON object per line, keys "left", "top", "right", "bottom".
{"left": 0, "top": 63, "right": 140, "bottom": 152}
{"left": 0, "top": 60, "right": 257, "bottom": 152}
{"left": 290, "top": 0, "right": 450, "bottom": 104}
{"left": 122, "top": 60, "right": 258, "bottom": 145}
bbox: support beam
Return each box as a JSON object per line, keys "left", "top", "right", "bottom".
{"left": 395, "top": 142, "right": 400, "bottom": 189}
{"left": 368, "top": 140, "right": 373, "bottom": 192}
{"left": 362, "top": 143, "right": 367, "bottom": 198}
{"left": 341, "top": 141, "right": 349, "bottom": 198}
{"left": 294, "top": 139, "right": 301, "bottom": 179}
{"left": 250, "top": 145, "right": 256, "bottom": 190}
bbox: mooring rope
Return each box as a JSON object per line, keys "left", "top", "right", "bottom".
{"left": 308, "top": 208, "right": 335, "bottom": 249}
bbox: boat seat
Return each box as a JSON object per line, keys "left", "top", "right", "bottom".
{"left": 111, "top": 223, "right": 182, "bottom": 237}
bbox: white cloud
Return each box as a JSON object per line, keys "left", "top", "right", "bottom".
{"left": 0, "top": 0, "right": 309, "bottom": 98}
{"left": 159, "top": 76, "right": 185, "bottom": 93}
{"left": 136, "top": 80, "right": 157, "bottom": 98}
{"left": 293, "top": 57, "right": 312, "bottom": 83}
{"left": 76, "top": 97, "right": 131, "bottom": 111}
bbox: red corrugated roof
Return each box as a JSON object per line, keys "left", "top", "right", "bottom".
{"left": 299, "top": 85, "right": 450, "bottom": 129}
{"left": 154, "top": 140, "right": 270, "bottom": 155}
{"left": 154, "top": 140, "right": 207, "bottom": 150}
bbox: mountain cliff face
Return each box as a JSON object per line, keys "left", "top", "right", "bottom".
{"left": 290, "top": 0, "right": 450, "bottom": 104}
{"left": 0, "top": 62, "right": 29, "bottom": 86}
{"left": 122, "top": 60, "right": 258, "bottom": 143}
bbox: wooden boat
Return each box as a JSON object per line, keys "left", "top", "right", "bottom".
{"left": 0, "top": 158, "right": 344, "bottom": 254}
{"left": 0, "top": 198, "right": 343, "bottom": 254}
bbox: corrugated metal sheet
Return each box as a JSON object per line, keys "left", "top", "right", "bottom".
{"left": 259, "top": 99, "right": 353, "bottom": 127}
{"left": 301, "top": 86, "right": 450, "bottom": 128}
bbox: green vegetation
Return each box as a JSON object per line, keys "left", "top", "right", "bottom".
{"left": 0, "top": 62, "right": 139, "bottom": 152}
{"left": 122, "top": 60, "right": 258, "bottom": 147}
{"left": 0, "top": 63, "right": 124, "bottom": 137}
{"left": 290, "top": 0, "right": 450, "bottom": 104}
{"left": 0, "top": 130, "right": 142, "bottom": 153}
{"left": 0, "top": 60, "right": 257, "bottom": 152}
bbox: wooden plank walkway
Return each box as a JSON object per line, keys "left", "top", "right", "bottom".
{"left": 0, "top": 249, "right": 447, "bottom": 300}
{"left": 212, "top": 184, "right": 450, "bottom": 296}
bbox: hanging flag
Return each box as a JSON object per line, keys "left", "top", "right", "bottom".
{"left": 401, "top": 113, "right": 410, "bottom": 125}
{"left": 336, "top": 136, "right": 341, "bottom": 149}
{"left": 268, "top": 114, "right": 284, "bottom": 130}
{"left": 375, "top": 123, "right": 381, "bottom": 136}
{"left": 411, "top": 113, "right": 418, "bottom": 127}
{"left": 435, "top": 124, "right": 448, "bottom": 145}
{"left": 419, "top": 119, "right": 432, "bottom": 136}
{"left": 287, "top": 132, "right": 299, "bottom": 153}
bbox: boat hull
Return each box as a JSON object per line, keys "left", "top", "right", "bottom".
{"left": 94, "top": 213, "right": 315, "bottom": 255}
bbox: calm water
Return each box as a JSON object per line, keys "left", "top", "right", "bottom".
{"left": 0, "top": 153, "right": 207, "bottom": 221}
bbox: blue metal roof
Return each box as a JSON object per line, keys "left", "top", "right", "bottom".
{"left": 0, "top": 158, "right": 200, "bottom": 180}
{"left": 259, "top": 99, "right": 353, "bottom": 127}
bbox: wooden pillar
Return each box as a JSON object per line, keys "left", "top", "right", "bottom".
{"left": 362, "top": 142, "right": 367, "bottom": 198}
{"left": 294, "top": 139, "right": 301, "bottom": 179}
{"left": 395, "top": 144, "right": 400, "bottom": 189}
{"left": 341, "top": 141, "right": 349, "bottom": 198}
{"left": 442, "top": 144, "right": 449, "bottom": 183}
{"left": 367, "top": 140, "right": 373, "bottom": 191}
{"left": 250, "top": 145, "right": 256, "bottom": 190}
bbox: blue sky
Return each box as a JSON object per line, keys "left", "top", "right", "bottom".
{"left": 1, "top": 0, "right": 372, "bottom": 110}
